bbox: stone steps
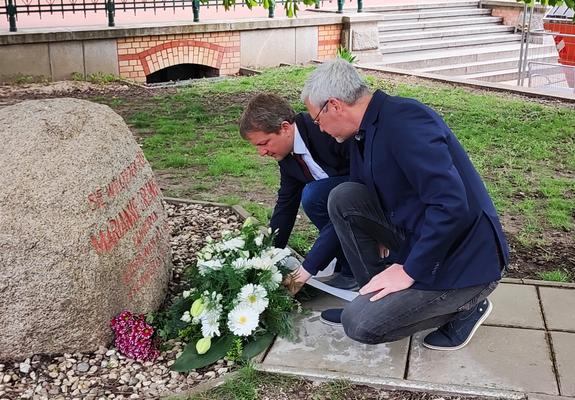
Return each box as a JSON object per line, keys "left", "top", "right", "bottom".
{"left": 380, "top": 24, "right": 515, "bottom": 43}
{"left": 380, "top": 32, "right": 522, "bottom": 55}
{"left": 370, "top": 43, "right": 555, "bottom": 69}
{"left": 377, "top": 7, "right": 491, "bottom": 22}
{"left": 461, "top": 67, "right": 522, "bottom": 82}
{"left": 378, "top": 16, "right": 504, "bottom": 32}
{"left": 363, "top": 1, "right": 479, "bottom": 13}
{"left": 379, "top": 25, "right": 515, "bottom": 45}
{"left": 416, "top": 53, "right": 559, "bottom": 76}
{"left": 365, "top": 1, "right": 563, "bottom": 88}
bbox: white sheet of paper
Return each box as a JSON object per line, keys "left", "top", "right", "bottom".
{"left": 281, "top": 256, "right": 358, "bottom": 302}
{"left": 307, "top": 277, "right": 359, "bottom": 302}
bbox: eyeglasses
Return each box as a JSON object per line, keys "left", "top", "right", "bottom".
{"left": 312, "top": 100, "right": 329, "bottom": 126}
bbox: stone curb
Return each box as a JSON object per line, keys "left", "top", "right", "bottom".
{"left": 253, "top": 364, "right": 527, "bottom": 399}
{"left": 501, "top": 278, "right": 575, "bottom": 289}
{"left": 355, "top": 64, "right": 575, "bottom": 103}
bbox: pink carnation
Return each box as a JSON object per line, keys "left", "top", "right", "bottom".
{"left": 110, "top": 311, "right": 159, "bottom": 361}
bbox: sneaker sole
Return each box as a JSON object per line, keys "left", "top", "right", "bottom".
{"left": 422, "top": 300, "right": 493, "bottom": 351}
{"left": 319, "top": 316, "right": 343, "bottom": 327}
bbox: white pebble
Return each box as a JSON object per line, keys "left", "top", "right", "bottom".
{"left": 19, "top": 363, "right": 31, "bottom": 374}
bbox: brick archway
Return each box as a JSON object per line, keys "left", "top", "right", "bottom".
{"left": 117, "top": 33, "right": 240, "bottom": 82}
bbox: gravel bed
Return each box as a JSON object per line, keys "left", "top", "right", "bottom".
{"left": 0, "top": 202, "right": 243, "bottom": 400}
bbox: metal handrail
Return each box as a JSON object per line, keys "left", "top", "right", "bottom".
{"left": 2, "top": 0, "right": 357, "bottom": 31}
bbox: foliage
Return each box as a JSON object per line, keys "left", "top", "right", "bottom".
{"left": 518, "top": 0, "right": 575, "bottom": 15}
{"left": 153, "top": 219, "right": 300, "bottom": 370}
{"left": 537, "top": 269, "right": 571, "bottom": 282}
{"left": 183, "top": 364, "right": 300, "bottom": 400}
{"left": 71, "top": 71, "right": 118, "bottom": 84}
{"left": 213, "top": 0, "right": 315, "bottom": 17}
{"left": 9, "top": 73, "right": 50, "bottom": 85}
{"left": 336, "top": 46, "right": 357, "bottom": 64}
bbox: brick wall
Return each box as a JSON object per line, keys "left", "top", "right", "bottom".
{"left": 491, "top": 7, "right": 521, "bottom": 26}
{"left": 317, "top": 24, "right": 342, "bottom": 61}
{"left": 117, "top": 32, "right": 240, "bottom": 83}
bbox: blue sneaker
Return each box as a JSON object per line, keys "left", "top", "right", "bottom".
{"left": 322, "top": 273, "right": 359, "bottom": 291}
{"left": 423, "top": 299, "right": 493, "bottom": 351}
{"left": 320, "top": 308, "right": 343, "bottom": 326}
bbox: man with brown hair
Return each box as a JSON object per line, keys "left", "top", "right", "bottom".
{"left": 239, "top": 93, "right": 356, "bottom": 291}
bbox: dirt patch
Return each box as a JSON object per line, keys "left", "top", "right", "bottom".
{"left": 257, "top": 379, "right": 488, "bottom": 400}
{"left": 506, "top": 235, "right": 575, "bottom": 280}
{"left": 0, "top": 80, "right": 174, "bottom": 109}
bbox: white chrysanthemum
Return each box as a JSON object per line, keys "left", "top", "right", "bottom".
{"left": 270, "top": 265, "right": 283, "bottom": 288}
{"left": 238, "top": 284, "right": 269, "bottom": 313}
{"left": 200, "top": 309, "right": 221, "bottom": 338}
{"left": 254, "top": 234, "right": 264, "bottom": 246}
{"left": 182, "top": 290, "right": 191, "bottom": 299}
{"left": 227, "top": 304, "right": 260, "bottom": 336}
{"left": 269, "top": 247, "right": 291, "bottom": 265}
{"left": 180, "top": 311, "right": 191, "bottom": 323}
{"left": 247, "top": 256, "right": 273, "bottom": 271}
{"left": 198, "top": 259, "right": 223, "bottom": 275}
{"left": 222, "top": 237, "right": 245, "bottom": 251}
{"left": 232, "top": 257, "right": 249, "bottom": 271}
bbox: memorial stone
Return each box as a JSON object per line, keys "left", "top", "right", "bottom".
{"left": 0, "top": 98, "right": 172, "bottom": 360}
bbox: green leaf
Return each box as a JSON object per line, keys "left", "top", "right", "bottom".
{"left": 241, "top": 333, "right": 275, "bottom": 360}
{"left": 171, "top": 335, "right": 235, "bottom": 372}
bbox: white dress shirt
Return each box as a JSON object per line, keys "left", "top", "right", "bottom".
{"left": 293, "top": 125, "right": 329, "bottom": 181}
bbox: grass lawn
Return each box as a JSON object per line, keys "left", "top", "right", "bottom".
{"left": 85, "top": 66, "right": 575, "bottom": 280}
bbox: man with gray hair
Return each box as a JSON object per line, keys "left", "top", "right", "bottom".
{"left": 239, "top": 93, "right": 357, "bottom": 291}
{"left": 295, "top": 58, "right": 509, "bottom": 351}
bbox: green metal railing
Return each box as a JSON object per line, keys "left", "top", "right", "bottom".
{"left": 2, "top": 0, "right": 362, "bottom": 32}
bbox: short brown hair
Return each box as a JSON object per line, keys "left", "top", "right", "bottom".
{"left": 239, "top": 93, "right": 296, "bottom": 139}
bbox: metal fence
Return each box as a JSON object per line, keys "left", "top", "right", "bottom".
{"left": 517, "top": 29, "right": 575, "bottom": 96}
{"left": 515, "top": 4, "right": 575, "bottom": 96}
{"left": 1, "top": 0, "right": 361, "bottom": 32}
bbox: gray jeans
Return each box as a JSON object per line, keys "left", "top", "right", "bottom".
{"left": 327, "top": 182, "right": 498, "bottom": 344}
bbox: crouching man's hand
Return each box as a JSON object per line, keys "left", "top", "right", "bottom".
{"left": 359, "top": 263, "right": 415, "bottom": 302}
{"left": 283, "top": 265, "right": 311, "bottom": 296}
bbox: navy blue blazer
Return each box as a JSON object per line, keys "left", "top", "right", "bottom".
{"left": 270, "top": 113, "right": 349, "bottom": 252}
{"left": 305, "top": 90, "right": 509, "bottom": 290}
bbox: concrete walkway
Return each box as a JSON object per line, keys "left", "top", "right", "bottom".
{"left": 258, "top": 281, "right": 575, "bottom": 399}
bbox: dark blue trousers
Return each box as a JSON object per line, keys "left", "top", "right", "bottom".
{"left": 301, "top": 175, "right": 353, "bottom": 277}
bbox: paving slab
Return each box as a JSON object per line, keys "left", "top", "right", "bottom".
{"left": 408, "top": 326, "right": 558, "bottom": 395}
{"left": 539, "top": 287, "right": 575, "bottom": 332}
{"left": 486, "top": 283, "right": 545, "bottom": 329}
{"left": 550, "top": 331, "right": 575, "bottom": 396}
{"left": 263, "top": 312, "right": 409, "bottom": 379}
{"left": 527, "top": 394, "right": 575, "bottom": 400}
{"left": 301, "top": 292, "right": 347, "bottom": 311}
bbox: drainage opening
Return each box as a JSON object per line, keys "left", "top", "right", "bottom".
{"left": 146, "top": 63, "right": 219, "bottom": 84}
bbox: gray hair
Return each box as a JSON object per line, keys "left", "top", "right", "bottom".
{"left": 301, "top": 58, "right": 370, "bottom": 108}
